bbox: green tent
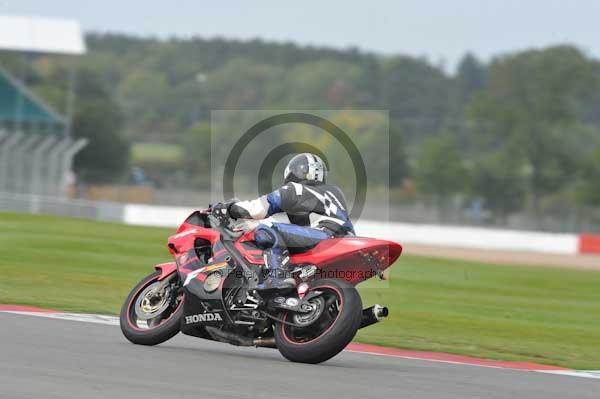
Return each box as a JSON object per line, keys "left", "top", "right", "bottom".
{"left": 0, "top": 66, "right": 66, "bottom": 133}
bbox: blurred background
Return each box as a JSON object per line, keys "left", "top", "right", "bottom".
{"left": 1, "top": 0, "right": 600, "bottom": 233}
{"left": 3, "top": 1, "right": 600, "bottom": 374}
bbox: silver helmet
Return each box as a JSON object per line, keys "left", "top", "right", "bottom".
{"left": 284, "top": 153, "right": 327, "bottom": 184}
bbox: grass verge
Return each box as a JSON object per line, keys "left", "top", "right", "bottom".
{"left": 1, "top": 212, "right": 598, "bottom": 369}
{"left": 132, "top": 142, "right": 183, "bottom": 163}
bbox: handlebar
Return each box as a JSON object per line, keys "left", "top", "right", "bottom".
{"left": 207, "top": 213, "right": 243, "bottom": 241}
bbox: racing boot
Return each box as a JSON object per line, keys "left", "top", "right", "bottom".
{"left": 257, "top": 247, "right": 296, "bottom": 290}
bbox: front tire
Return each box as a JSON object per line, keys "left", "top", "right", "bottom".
{"left": 275, "top": 278, "right": 362, "bottom": 364}
{"left": 120, "top": 271, "right": 184, "bottom": 346}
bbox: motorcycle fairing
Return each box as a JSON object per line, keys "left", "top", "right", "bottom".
{"left": 170, "top": 210, "right": 403, "bottom": 336}
{"left": 291, "top": 237, "right": 403, "bottom": 285}
{"left": 179, "top": 260, "right": 234, "bottom": 336}
{"left": 154, "top": 262, "right": 177, "bottom": 280}
{"left": 179, "top": 294, "right": 221, "bottom": 338}
{"left": 170, "top": 216, "right": 403, "bottom": 287}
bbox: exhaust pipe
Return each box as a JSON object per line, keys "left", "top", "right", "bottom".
{"left": 359, "top": 304, "right": 388, "bottom": 329}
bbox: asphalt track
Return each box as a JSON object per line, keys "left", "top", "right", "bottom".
{"left": 1, "top": 313, "right": 598, "bottom": 399}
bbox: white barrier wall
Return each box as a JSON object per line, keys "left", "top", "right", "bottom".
{"left": 355, "top": 220, "right": 579, "bottom": 255}
{"left": 123, "top": 204, "right": 580, "bottom": 255}
{"left": 123, "top": 204, "right": 195, "bottom": 228}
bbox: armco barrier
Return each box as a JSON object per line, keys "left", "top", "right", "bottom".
{"left": 122, "top": 204, "right": 591, "bottom": 255}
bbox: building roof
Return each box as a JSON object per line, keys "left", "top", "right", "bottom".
{"left": 0, "top": 65, "right": 66, "bottom": 126}
{"left": 0, "top": 15, "right": 85, "bottom": 55}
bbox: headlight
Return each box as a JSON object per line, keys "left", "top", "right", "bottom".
{"left": 203, "top": 272, "right": 222, "bottom": 293}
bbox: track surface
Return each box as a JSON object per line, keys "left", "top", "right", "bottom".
{"left": 1, "top": 313, "right": 598, "bottom": 399}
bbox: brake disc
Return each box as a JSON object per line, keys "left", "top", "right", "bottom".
{"left": 292, "top": 297, "right": 325, "bottom": 326}
{"left": 134, "top": 282, "right": 171, "bottom": 321}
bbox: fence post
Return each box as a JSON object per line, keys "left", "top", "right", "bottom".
{"left": 13, "top": 134, "right": 41, "bottom": 193}
{"left": 30, "top": 135, "right": 59, "bottom": 195}
{"left": 58, "top": 138, "right": 88, "bottom": 197}
{"left": 45, "top": 137, "right": 73, "bottom": 197}
{"left": 0, "top": 132, "right": 24, "bottom": 192}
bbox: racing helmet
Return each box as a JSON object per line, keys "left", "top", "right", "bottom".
{"left": 284, "top": 153, "right": 327, "bottom": 184}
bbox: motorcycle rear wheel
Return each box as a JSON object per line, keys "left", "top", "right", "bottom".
{"left": 120, "top": 271, "right": 184, "bottom": 346}
{"left": 274, "top": 278, "right": 362, "bottom": 364}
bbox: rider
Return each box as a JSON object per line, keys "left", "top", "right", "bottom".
{"left": 212, "top": 153, "right": 354, "bottom": 289}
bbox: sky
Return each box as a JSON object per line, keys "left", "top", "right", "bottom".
{"left": 1, "top": 0, "right": 599, "bottom": 70}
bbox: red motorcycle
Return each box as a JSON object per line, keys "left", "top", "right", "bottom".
{"left": 120, "top": 208, "right": 402, "bottom": 364}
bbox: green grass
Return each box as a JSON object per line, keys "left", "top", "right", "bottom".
{"left": 356, "top": 257, "right": 600, "bottom": 369}
{"left": 1, "top": 212, "right": 599, "bottom": 369}
{"left": 0, "top": 212, "right": 172, "bottom": 314}
{"left": 132, "top": 142, "right": 184, "bottom": 163}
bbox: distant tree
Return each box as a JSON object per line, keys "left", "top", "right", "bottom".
{"left": 576, "top": 62, "right": 600, "bottom": 126}
{"left": 56, "top": 33, "right": 459, "bottom": 146}
{"left": 205, "top": 58, "right": 285, "bottom": 109}
{"left": 117, "top": 70, "right": 170, "bottom": 137}
{"left": 415, "top": 135, "right": 467, "bottom": 200}
{"left": 331, "top": 111, "right": 409, "bottom": 188}
{"left": 183, "top": 122, "right": 211, "bottom": 189}
{"left": 467, "top": 46, "right": 596, "bottom": 212}
{"left": 576, "top": 145, "right": 600, "bottom": 206}
{"left": 17, "top": 34, "right": 600, "bottom": 212}
{"left": 380, "top": 56, "right": 455, "bottom": 143}
{"left": 284, "top": 60, "right": 369, "bottom": 107}
{"left": 455, "top": 53, "right": 486, "bottom": 104}
{"left": 27, "top": 62, "right": 130, "bottom": 183}
{"left": 470, "top": 150, "right": 526, "bottom": 220}
{"left": 390, "top": 123, "right": 410, "bottom": 187}
{"left": 72, "top": 68, "right": 130, "bottom": 183}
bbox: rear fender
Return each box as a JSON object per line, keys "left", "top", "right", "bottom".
{"left": 155, "top": 262, "right": 177, "bottom": 280}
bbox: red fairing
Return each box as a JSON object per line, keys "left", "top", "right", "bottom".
{"left": 291, "top": 237, "right": 403, "bottom": 285}
{"left": 292, "top": 237, "right": 402, "bottom": 266}
{"left": 167, "top": 210, "right": 403, "bottom": 286}
{"left": 154, "top": 262, "right": 177, "bottom": 280}
{"left": 235, "top": 229, "right": 265, "bottom": 265}
{"left": 168, "top": 224, "right": 220, "bottom": 255}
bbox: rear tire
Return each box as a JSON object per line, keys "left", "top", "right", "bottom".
{"left": 120, "top": 271, "right": 183, "bottom": 346}
{"left": 274, "top": 278, "right": 362, "bottom": 364}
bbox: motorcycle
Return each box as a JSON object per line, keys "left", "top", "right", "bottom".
{"left": 120, "top": 208, "right": 402, "bottom": 364}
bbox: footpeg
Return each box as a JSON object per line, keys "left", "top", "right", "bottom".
{"left": 230, "top": 290, "right": 260, "bottom": 310}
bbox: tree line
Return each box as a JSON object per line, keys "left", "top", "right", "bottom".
{"left": 1, "top": 34, "right": 600, "bottom": 224}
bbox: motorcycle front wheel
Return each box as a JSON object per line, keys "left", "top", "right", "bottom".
{"left": 120, "top": 271, "right": 184, "bottom": 346}
{"left": 274, "top": 278, "right": 362, "bottom": 364}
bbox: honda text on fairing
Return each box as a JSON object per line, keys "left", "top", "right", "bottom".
{"left": 119, "top": 209, "right": 402, "bottom": 363}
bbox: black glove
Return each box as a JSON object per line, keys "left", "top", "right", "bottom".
{"left": 211, "top": 202, "right": 232, "bottom": 226}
